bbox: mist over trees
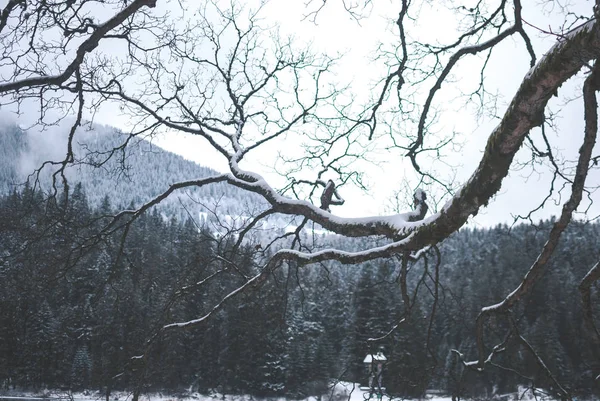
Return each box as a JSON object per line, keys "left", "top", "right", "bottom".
{"left": 1, "top": 0, "right": 600, "bottom": 400}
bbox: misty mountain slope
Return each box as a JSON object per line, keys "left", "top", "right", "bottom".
{"left": 0, "top": 117, "right": 342, "bottom": 242}
{"left": 0, "top": 118, "right": 265, "bottom": 222}
{"left": 0, "top": 121, "right": 27, "bottom": 195}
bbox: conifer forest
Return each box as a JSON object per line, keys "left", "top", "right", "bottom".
{"left": 0, "top": 124, "right": 599, "bottom": 399}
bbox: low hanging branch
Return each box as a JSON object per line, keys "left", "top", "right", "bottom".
{"left": 41, "top": 4, "right": 600, "bottom": 345}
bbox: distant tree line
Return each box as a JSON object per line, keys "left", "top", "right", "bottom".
{"left": 0, "top": 185, "right": 598, "bottom": 398}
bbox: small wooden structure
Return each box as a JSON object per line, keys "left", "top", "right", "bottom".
{"left": 362, "top": 350, "right": 387, "bottom": 395}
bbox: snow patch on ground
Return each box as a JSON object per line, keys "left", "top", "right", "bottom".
{"left": 1, "top": 384, "right": 572, "bottom": 401}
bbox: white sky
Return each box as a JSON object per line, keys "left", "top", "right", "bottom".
{"left": 2, "top": 0, "right": 599, "bottom": 227}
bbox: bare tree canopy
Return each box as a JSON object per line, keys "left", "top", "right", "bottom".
{"left": 2, "top": 0, "right": 600, "bottom": 397}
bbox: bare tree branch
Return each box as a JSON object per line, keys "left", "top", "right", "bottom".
{"left": 472, "top": 58, "right": 600, "bottom": 371}
{"left": 0, "top": 0, "right": 157, "bottom": 94}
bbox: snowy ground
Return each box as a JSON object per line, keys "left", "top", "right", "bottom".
{"left": 0, "top": 384, "right": 447, "bottom": 401}
{"left": 325, "top": 382, "right": 450, "bottom": 401}
{"left": 0, "top": 383, "right": 571, "bottom": 401}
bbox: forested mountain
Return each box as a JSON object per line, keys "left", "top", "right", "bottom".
{"left": 0, "top": 183, "right": 598, "bottom": 399}
{"left": 0, "top": 120, "right": 599, "bottom": 399}
{"left": 0, "top": 119, "right": 262, "bottom": 221}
